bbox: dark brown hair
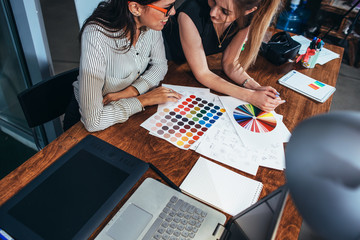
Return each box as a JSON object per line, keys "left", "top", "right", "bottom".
{"left": 79, "top": 0, "right": 159, "bottom": 51}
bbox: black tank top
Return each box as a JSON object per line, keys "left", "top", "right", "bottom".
{"left": 162, "top": 0, "right": 238, "bottom": 64}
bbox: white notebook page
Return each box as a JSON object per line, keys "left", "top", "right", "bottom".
{"left": 180, "top": 157, "right": 263, "bottom": 216}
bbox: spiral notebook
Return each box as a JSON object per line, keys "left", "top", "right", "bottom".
{"left": 278, "top": 70, "right": 336, "bottom": 103}
{"left": 180, "top": 157, "right": 263, "bottom": 216}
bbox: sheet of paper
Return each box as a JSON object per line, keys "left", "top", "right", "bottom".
{"left": 141, "top": 93, "right": 226, "bottom": 150}
{"left": 189, "top": 93, "right": 221, "bottom": 150}
{"left": 180, "top": 157, "right": 263, "bottom": 216}
{"left": 161, "top": 84, "right": 211, "bottom": 94}
{"left": 158, "top": 84, "right": 211, "bottom": 111}
{"left": 255, "top": 142, "right": 286, "bottom": 170}
{"left": 219, "top": 96, "right": 291, "bottom": 150}
{"left": 195, "top": 115, "right": 259, "bottom": 175}
{"left": 195, "top": 110, "right": 285, "bottom": 174}
{"left": 316, "top": 47, "right": 341, "bottom": 65}
{"left": 292, "top": 35, "right": 312, "bottom": 54}
{"left": 292, "top": 35, "right": 340, "bottom": 65}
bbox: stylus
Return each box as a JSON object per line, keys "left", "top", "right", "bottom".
{"left": 149, "top": 163, "right": 181, "bottom": 192}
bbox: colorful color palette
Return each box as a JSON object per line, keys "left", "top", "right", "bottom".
{"left": 308, "top": 80, "right": 325, "bottom": 90}
{"left": 233, "top": 104, "right": 277, "bottom": 133}
{"left": 143, "top": 95, "right": 226, "bottom": 149}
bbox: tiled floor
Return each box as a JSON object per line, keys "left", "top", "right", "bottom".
{"left": 1, "top": 0, "right": 360, "bottom": 182}
{"left": 330, "top": 63, "right": 360, "bottom": 111}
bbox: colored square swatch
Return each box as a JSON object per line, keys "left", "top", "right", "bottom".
{"left": 308, "top": 83, "right": 320, "bottom": 90}
{"left": 141, "top": 94, "right": 226, "bottom": 149}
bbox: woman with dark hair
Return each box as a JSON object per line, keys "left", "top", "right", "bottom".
{"left": 163, "top": 0, "right": 285, "bottom": 112}
{"left": 64, "top": 0, "right": 180, "bottom": 132}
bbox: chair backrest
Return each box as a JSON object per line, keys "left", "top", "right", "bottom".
{"left": 74, "top": 0, "right": 102, "bottom": 28}
{"left": 18, "top": 68, "right": 79, "bottom": 129}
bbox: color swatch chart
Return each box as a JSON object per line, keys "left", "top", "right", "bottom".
{"left": 308, "top": 81, "right": 325, "bottom": 90}
{"left": 141, "top": 95, "right": 226, "bottom": 149}
{"left": 233, "top": 104, "right": 277, "bottom": 133}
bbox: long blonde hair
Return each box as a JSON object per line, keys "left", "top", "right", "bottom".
{"left": 234, "top": 0, "right": 282, "bottom": 70}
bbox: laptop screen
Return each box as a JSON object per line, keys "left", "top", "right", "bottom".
{"left": 225, "top": 185, "right": 288, "bottom": 240}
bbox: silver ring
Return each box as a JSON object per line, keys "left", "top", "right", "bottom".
{"left": 169, "top": 89, "right": 173, "bottom": 93}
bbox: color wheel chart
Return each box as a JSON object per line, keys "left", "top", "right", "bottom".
{"left": 142, "top": 95, "right": 226, "bottom": 149}
{"left": 233, "top": 104, "right": 277, "bottom": 133}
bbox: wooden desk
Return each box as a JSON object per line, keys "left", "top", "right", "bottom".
{"left": 0, "top": 40, "right": 343, "bottom": 239}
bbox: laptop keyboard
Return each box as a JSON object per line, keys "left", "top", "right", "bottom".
{"left": 142, "top": 196, "right": 208, "bottom": 240}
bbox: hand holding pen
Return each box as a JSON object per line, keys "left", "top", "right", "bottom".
{"left": 251, "top": 86, "right": 285, "bottom": 112}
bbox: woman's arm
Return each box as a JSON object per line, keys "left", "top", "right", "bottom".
{"left": 103, "top": 31, "right": 168, "bottom": 105}
{"left": 80, "top": 27, "right": 180, "bottom": 132}
{"left": 222, "top": 27, "right": 278, "bottom": 95}
{"left": 102, "top": 86, "right": 139, "bottom": 105}
{"left": 221, "top": 27, "right": 260, "bottom": 89}
{"left": 131, "top": 30, "right": 168, "bottom": 94}
{"left": 178, "top": 13, "right": 251, "bottom": 99}
{"left": 178, "top": 12, "right": 284, "bottom": 111}
{"left": 79, "top": 27, "right": 144, "bottom": 132}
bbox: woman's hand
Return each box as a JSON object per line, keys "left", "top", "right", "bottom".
{"left": 248, "top": 87, "right": 285, "bottom": 112}
{"left": 253, "top": 85, "right": 279, "bottom": 96}
{"left": 103, "top": 86, "right": 140, "bottom": 105}
{"left": 103, "top": 92, "right": 124, "bottom": 105}
{"left": 137, "top": 87, "right": 182, "bottom": 107}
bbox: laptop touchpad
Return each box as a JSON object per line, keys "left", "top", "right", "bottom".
{"left": 106, "top": 203, "right": 152, "bottom": 240}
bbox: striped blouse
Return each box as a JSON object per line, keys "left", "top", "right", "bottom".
{"left": 73, "top": 24, "right": 168, "bottom": 132}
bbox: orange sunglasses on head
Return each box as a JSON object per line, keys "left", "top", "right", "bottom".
{"left": 128, "top": 1, "right": 175, "bottom": 17}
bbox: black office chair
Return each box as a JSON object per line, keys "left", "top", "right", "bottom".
{"left": 17, "top": 68, "right": 79, "bottom": 151}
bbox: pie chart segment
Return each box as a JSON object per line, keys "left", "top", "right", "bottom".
{"left": 233, "top": 104, "right": 277, "bottom": 133}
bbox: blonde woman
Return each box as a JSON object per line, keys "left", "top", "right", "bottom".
{"left": 163, "top": 0, "right": 285, "bottom": 112}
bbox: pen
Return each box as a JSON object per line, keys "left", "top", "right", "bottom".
{"left": 315, "top": 38, "right": 321, "bottom": 49}
{"left": 149, "top": 163, "right": 181, "bottom": 192}
{"left": 318, "top": 40, "right": 324, "bottom": 50}
{"left": 310, "top": 37, "right": 317, "bottom": 49}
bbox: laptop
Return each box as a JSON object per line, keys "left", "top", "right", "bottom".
{"left": 95, "top": 178, "right": 288, "bottom": 240}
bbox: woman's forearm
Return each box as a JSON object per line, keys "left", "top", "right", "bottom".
{"left": 193, "top": 68, "right": 255, "bottom": 102}
{"left": 222, "top": 59, "right": 261, "bottom": 90}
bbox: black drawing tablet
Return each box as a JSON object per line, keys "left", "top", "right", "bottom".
{"left": 0, "top": 135, "right": 149, "bottom": 240}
